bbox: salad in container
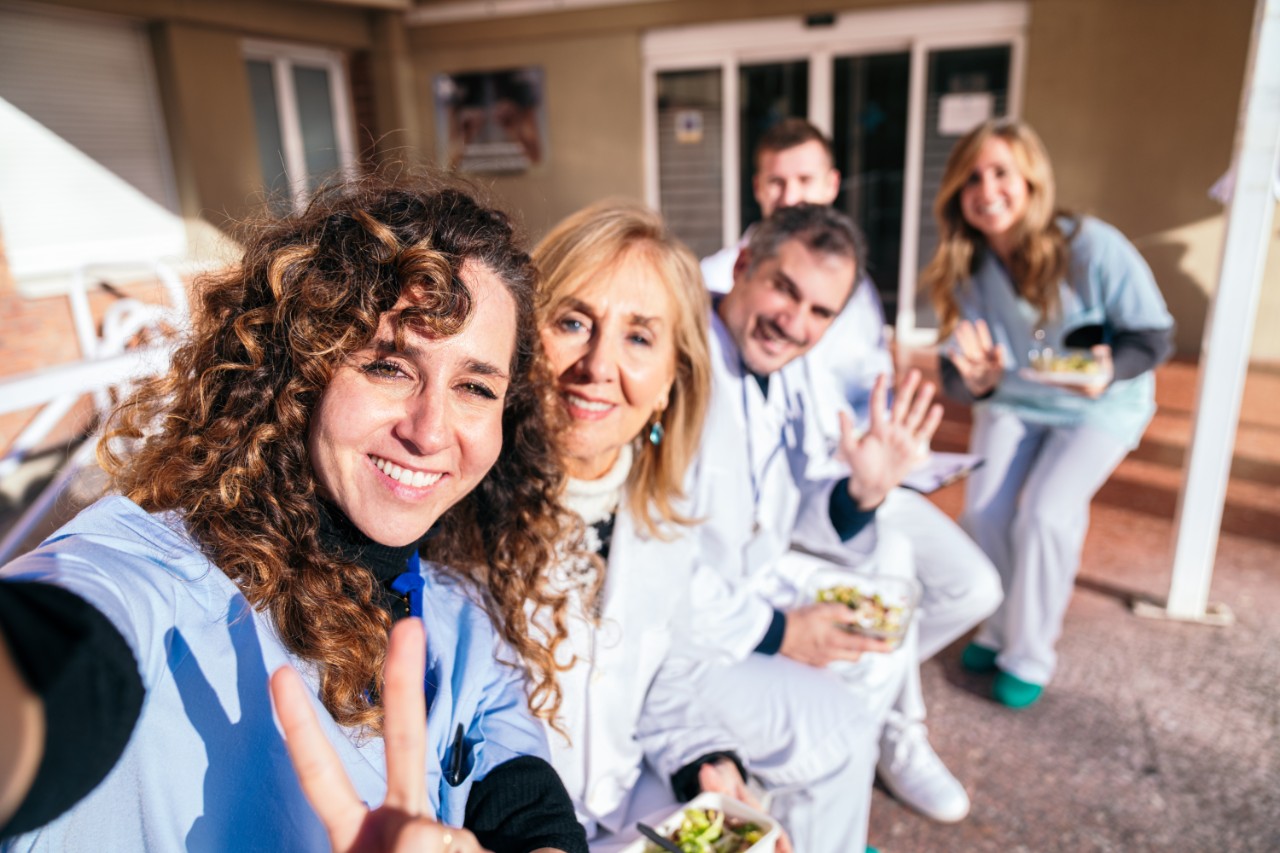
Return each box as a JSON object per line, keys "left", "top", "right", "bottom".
{"left": 811, "top": 570, "right": 921, "bottom": 650}
{"left": 1019, "top": 346, "right": 1112, "bottom": 387}
{"left": 626, "top": 792, "right": 780, "bottom": 853}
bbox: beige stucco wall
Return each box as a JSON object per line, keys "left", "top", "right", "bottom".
{"left": 412, "top": 29, "right": 645, "bottom": 239}
{"left": 151, "top": 23, "right": 261, "bottom": 233}
{"left": 409, "top": 0, "right": 1276, "bottom": 362}
{"left": 1021, "top": 0, "right": 1265, "bottom": 358}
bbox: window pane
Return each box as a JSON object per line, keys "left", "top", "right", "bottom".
{"left": 247, "top": 59, "right": 290, "bottom": 211}
{"left": 832, "top": 52, "right": 909, "bottom": 323}
{"left": 915, "top": 45, "right": 1012, "bottom": 327}
{"left": 657, "top": 69, "right": 723, "bottom": 260}
{"left": 738, "top": 60, "right": 808, "bottom": 230}
{"left": 293, "top": 65, "right": 341, "bottom": 192}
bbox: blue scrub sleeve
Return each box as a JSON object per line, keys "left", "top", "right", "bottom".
{"left": 1085, "top": 221, "right": 1174, "bottom": 333}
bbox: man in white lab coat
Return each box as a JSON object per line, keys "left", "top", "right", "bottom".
{"left": 700, "top": 118, "right": 1002, "bottom": 824}
{"left": 638, "top": 203, "right": 944, "bottom": 853}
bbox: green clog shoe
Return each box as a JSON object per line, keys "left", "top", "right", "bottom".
{"left": 961, "top": 641, "right": 998, "bottom": 673}
{"left": 993, "top": 671, "right": 1044, "bottom": 708}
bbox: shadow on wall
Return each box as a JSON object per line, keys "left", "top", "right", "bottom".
{"left": 1139, "top": 237, "right": 1208, "bottom": 357}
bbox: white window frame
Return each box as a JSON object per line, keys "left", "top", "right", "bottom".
{"left": 642, "top": 1, "right": 1028, "bottom": 343}
{"left": 242, "top": 39, "right": 357, "bottom": 212}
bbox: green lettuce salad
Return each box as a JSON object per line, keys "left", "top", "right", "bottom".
{"left": 644, "top": 807, "right": 766, "bottom": 853}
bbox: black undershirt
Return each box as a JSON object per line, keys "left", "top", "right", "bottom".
{"left": 0, "top": 581, "right": 143, "bottom": 837}
{"left": 0, "top": 503, "right": 587, "bottom": 853}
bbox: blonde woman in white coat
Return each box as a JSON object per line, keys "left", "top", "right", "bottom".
{"left": 532, "top": 201, "right": 791, "bottom": 852}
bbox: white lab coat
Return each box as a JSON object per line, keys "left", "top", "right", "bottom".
{"left": 635, "top": 307, "right": 910, "bottom": 853}
{"left": 703, "top": 239, "right": 1003, "bottom": 726}
{"left": 545, "top": 500, "right": 736, "bottom": 841}
{"left": 676, "top": 303, "right": 881, "bottom": 660}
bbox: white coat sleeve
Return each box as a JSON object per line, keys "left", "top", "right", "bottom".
{"left": 681, "top": 450, "right": 778, "bottom": 660}
{"left": 785, "top": 371, "right": 880, "bottom": 565}
{"left": 634, "top": 649, "right": 742, "bottom": 784}
{"left": 699, "top": 245, "right": 739, "bottom": 296}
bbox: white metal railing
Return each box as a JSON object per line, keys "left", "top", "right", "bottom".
{"left": 0, "top": 260, "right": 186, "bottom": 563}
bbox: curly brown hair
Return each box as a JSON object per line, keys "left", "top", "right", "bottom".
{"left": 99, "top": 170, "right": 571, "bottom": 731}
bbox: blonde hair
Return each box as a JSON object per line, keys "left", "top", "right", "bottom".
{"left": 923, "top": 118, "right": 1070, "bottom": 337}
{"left": 533, "top": 199, "right": 711, "bottom": 538}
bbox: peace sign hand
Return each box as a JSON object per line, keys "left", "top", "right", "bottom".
{"left": 270, "top": 618, "right": 489, "bottom": 853}
{"left": 950, "top": 319, "right": 1007, "bottom": 397}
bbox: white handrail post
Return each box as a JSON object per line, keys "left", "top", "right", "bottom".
{"left": 1165, "top": 0, "right": 1280, "bottom": 619}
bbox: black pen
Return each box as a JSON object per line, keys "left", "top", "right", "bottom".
{"left": 447, "top": 723, "right": 465, "bottom": 786}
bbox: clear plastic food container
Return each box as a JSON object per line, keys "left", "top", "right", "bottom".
{"left": 810, "top": 569, "right": 921, "bottom": 650}
{"left": 624, "top": 792, "right": 781, "bottom": 853}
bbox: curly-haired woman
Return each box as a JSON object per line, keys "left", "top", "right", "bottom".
{"left": 925, "top": 119, "right": 1174, "bottom": 708}
{"left": 0, "top": 174, "right": 587, "bottom": 853}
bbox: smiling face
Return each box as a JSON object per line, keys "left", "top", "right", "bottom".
{"left": 540, "top": 249, "right": 679, "bottom": 481}
{"left": 307, "top": 260, "right": 517, "bottom": 546}
{"left": 753, "top": 139, "right": 841, "bottom": 219}
{"left": 719, "top": 237, "right": 856, "bottom": 376}
{"left": 959, "top": 136, "right": 1031, "bottom": 259}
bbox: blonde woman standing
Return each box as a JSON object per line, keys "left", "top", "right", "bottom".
{"left": 925, "top": 119, "right": 1173, "bottom": 708}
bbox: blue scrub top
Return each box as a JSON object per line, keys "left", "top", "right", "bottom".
{"left": 945, "top": 216, "right": 1173, "bottom": 447}
{"left": 0, "top": 496, "right": 549, "bottom": 852}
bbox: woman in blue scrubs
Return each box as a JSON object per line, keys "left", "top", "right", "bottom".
{"left": 924, "top": 120, "right": 1174, "bottom": 708}
{"left": 0, "top": 174, "right": 586, "bottom": 852}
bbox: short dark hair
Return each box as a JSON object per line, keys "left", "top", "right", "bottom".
{"left": 746, "top": 203, "right": 866, "bottom": 288}
{"left": 755, "top": 117, "right": 833, "bottom": 169}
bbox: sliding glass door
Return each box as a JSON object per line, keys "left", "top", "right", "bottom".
{"left": 645, "top": 3, "right": 1026, "bottom": 341}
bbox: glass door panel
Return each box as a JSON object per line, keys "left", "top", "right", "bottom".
{"left": 913, "top": 45, "right": 1012, "bottom": 327}
{"left": 832, "top": 51, "right": 910, "bottom": 323}
{"left": 293, "top": 65, "right": 341, "bottom": 193}
{"left": 247, "top": 58, "right": 291, "bottom": 213}
{"left": 656, "top": 68, "right": 724, "bottom": 260}
{"left": 245, "top": 47, "right": 353, "bottom": 213}
{"left": 738, "top": 60, "right": 808, "bottom": 231}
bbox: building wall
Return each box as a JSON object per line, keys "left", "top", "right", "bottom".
{"left": 1021, "top": 0, "right": 1256, "bottom": 356}
{"left": 151, "top": 22, "right": 262, "bottom": 233}
{"left": 408, "top": 0, "right": 1275, "bottom": 361}
{"left": 413, "top": 29, "right": 646, "bottom": 238}
{"left": 0, "top": 0, "right": 391, "bottom": 458}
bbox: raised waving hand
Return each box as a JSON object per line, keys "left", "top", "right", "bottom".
{"left": 839, "top": 370, "right": 944, "bottom": 511}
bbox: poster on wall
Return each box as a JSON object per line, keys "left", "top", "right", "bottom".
{"left": 937, "top": 92, "right": 994, "bottom": 136}
{"left": 434, "top": 67, "right": 547, "bottom": 173}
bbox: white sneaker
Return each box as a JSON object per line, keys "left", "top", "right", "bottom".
{"left": 877, "top": 714, "right": 971, "bottom": 823}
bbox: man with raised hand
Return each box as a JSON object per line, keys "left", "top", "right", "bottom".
{"left": 699, "top": 119, "right": 1003, "bottom": 827}
{"left": 640, "top": 204, "right": 938, "bottom": 853}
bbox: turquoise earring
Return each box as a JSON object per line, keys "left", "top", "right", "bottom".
{"left": 648, "top": 420, "right": 665, "bottom": 446}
